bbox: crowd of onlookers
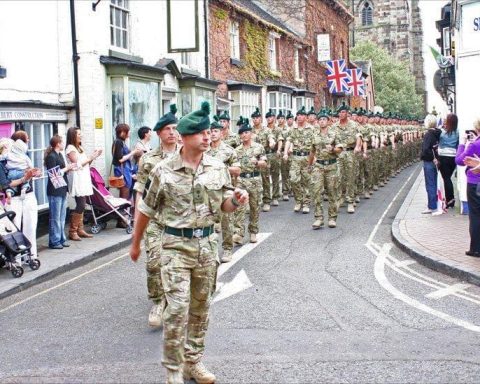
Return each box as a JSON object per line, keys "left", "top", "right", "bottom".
{"left": 421, "top": 113, "right": 480, "bottom": 258}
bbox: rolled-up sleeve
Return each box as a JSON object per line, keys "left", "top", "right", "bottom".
{"left": 138, "top": 170, "right": 164, "bottom": 219}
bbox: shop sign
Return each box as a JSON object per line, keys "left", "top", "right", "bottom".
{"left": 0, "top": 110, "right": 68, "bottom": 122}
{"left": 317, "top": 34, "right": 331, "bottom": 62}
{"left": 460, "top": 1, "right": 480, "bottom": 53}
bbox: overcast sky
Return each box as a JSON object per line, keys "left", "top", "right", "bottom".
{"left": 419, "top": 0, "right": 449, "bottom": 117}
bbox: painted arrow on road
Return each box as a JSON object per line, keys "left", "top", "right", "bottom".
{"left": 213, "top": 269, "right": 253, "bottom": 303}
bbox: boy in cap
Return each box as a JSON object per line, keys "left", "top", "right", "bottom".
{"left": 131, "top": 102, "right": 248, "bottom": 384}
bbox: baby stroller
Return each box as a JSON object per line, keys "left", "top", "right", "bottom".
{"left": 0, "top": 205, "right": 40, "bottom": 278}
{"left": 85, "top": 167, "right": 133, "bottom": 235}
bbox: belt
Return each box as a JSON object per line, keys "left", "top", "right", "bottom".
{"left": 240, "top": 171, "right": 260, "bottom": 178}
{"left": 345, "top": 147, "right": 355, "bottom": 151}
{"left": 316, "top": 158, "right": 337, "bottom": 166}
{"left": 164, "top": 225, "right": 214, "bottom": 239}
{"left": 265, "top": 149, "right": 274, "bottom": 154}
{"left": 292, "top": 150, "right": 310, "bottom": 156}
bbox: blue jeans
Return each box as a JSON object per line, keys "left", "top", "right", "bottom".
{"left": 423, "top": 161, "right": 438, "bottom": 210}
{"left": 48, "top": 195, "right": 67, "bottom": 247}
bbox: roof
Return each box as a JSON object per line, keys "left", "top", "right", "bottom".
{"left": 222, "top": 0, "right": 300, "bottom": 39}
{"left": 99, "top": 56, "right": 168, "bottom": 76}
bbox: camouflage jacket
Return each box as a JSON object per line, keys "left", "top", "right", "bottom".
{"left": 332, "top": 120, "right": 359, "bottom": 149}
{"left": 139, "top": 153, "right": 233, "bottom": 228}
{"left": 286, "top": 125, "right": 315, "bottom": 153}
{"left": 311, "top": 129, "right": 338, "bottom": 161}
{"left": 207, "top": 141, "right": 240, "bottom": 167}
{"left": 235, "top": 142, "right": 266, "bottom": 174}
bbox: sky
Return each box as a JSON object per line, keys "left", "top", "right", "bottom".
{"left": 418, "top": 0, "right": 450, "bottom": 118}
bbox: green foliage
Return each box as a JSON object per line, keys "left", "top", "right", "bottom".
{"left": 214, "top": 8, "right": 228, "bottom": 21}
{"left": 244, "top": 20, "right": 269, "bottom": 81}
{"left": 350, "top": 41, "right": 424, "bottom": 118}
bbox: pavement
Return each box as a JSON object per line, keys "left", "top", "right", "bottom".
{"left": 392, "top": 169, "right": 480, "bottom": 286}
{"left": 0, "top": 222, "right": 131, "bottom": 300}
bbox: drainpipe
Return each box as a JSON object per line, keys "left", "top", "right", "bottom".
{"left": 70, "top": 0, "right": 81, "bottom": 127}
{"left": 204, "top": 0, "right": 209, "bottom": 78}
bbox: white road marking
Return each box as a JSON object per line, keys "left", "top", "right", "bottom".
{"left": 426, "top": 283, "right": 472, "bottom": 300}
{"left": 394, "top": 259, "right": 417, "bottom": 268}
{"left": 213, "top": 269, "right": 253, "bottom": 303}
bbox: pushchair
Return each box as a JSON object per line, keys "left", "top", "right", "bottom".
{"left": 0, "top": 204, "right": 40, "bottom": 278}
{"left": 85, "top": 167, "right": 133, "bottom": 235}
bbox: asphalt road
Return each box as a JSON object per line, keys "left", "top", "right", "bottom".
{"left": 1, "top": 164, "right": 479, "bottom": 383}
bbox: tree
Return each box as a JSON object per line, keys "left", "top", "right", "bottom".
{"left": 350, "top": 41, "right": 424, "bottom": 118}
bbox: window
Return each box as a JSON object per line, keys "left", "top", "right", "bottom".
{"left": 229, "top": 91, "right": 260, "bottom": 131}
{"left": 23, "top": 122, "right": 54, "bottom": 209}
{"left": 267, "top": 92, "right": 291, "bottom": 116}
{"left": 268, "top": 33, "right": 278, "bottom": 71}
{"left": 181, "top": 52, "right": 191, "bottom": 67}
{"left": 294, "top": 47, "right": 302, "bottom": 80}
{"left": 230, "top": 21, "right": 240, "bottom": 60}
{"left": 443, "top": 27, "right": 451, "bottom": 56}
{"left": 110, "top": 0, "right": 129, "bottom": 50}
{"left": 361, "top": 1, "right": 373, "bottom": 26}
{"left": 294, "top": 96, "right": 313, "bottom": 112}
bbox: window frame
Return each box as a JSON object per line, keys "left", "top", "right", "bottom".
{"left": 361, "top": 1, "right": 373, "bottom": 26}
{"left": 268, "top": 33, "right": 279, "bottom": 72}
{"left": 294, "top": 47, "right": 303, "bottom": 81}
{"left": 267, "top": 91, "right": 291, "bottom": 116}
{"left": 230, "top": 20, "right": 240, "bottom": 60}
{"left": 229, "top": 90, "right": 260, "bottom": 131}
{"left": 110, "top": 0, "right": 130, "bottom": 51}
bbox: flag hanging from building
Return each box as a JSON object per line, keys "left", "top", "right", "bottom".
{"left": 429, "top": 46, "right": 454, "bottom": 69}
{"left": 326, "top": 59, "right": 349, "bottom": 94}
{"left": 346, "top": 68, "right": 366, "bottom": 97}
{"left": 47, "top": 166, "right": 67, "bottom": 189}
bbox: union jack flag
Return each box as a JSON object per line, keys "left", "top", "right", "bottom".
{"left": 48, "top": 166, "right": 67, "bottom": 189}
{"left": 326, "top": 59, "right": 349, "bottom": 94}
{"left": 346, "top": 68, "right": 366, "bottom": 97}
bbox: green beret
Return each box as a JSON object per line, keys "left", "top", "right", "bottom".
{"left": 154, "top": 104, "right": 178, "bottom": 131}
{"left": 357, "top": 108, "right": 364, "bottom": 116}
{"left": 238, "top": 118, "right": 252, "bottom": 134}
{"left": 277, "top": 110, "right": 285, "bottom": 119}
{"left": 336, "top": 102, "right": 349, "bottom": 113}
{"left": 286, "top": 110, "right": 294, "bottom": 119}
{"left": 219, "top": 110, "right": 230, "bottom": 121}
{"left": 210, "top": 115, "right": 223, "bottom": 129}
{"left": 307, "top": 107, "right": 316, "bottom": 116}
{"left": 296, "top": 106, "right": 307, "bottom": 116}
{"left": 265, "top": 109, "right": 275, "bottom": 118}
{"left": 332, "top": 112, "right": 339, "bottom": 117}
{"left": 317, "top": 108, "right": 329, "bottom": 119}
{"left": 176, "top": 101, "right": 210, "bottom": 136}
{"left": 351, "top": 108, "right": 359, "bottom": 115}
{"left": 251, "top": 107, "right": 261, "bottom": 118}
{"left": 236, "top": 116, "right": 244, "bottom": 126}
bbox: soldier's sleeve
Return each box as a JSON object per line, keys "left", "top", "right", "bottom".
{"left": 229, "top": 148, "right": 240, "bottom": 168}
{"left": 133, "top": 154, "right": 149, "bottom": 194}
{"left": 138, "top": 167, "right": 164, "bottom": 219}
{"left": 258, "top": 145, "right": 267, "bottom": 161}
{"left": 221, "top": 166, "right": 234, "bottom": 203}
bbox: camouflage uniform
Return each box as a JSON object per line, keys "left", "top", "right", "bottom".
{"left": 206, "top": 141, "right": 240, "bottom": 252}
{"left": 280, "top": 124, "right": 292, "bottom": 195}
{"left": 268, "top": 126, "right": 284, "bottom": 201}
{"left": 332, "top": 120, "right": 359, "bottom": 204}
{"left": 310, "top": 128, "right": 340, "bottom": 223}
{"left": 233, "top": 142, "right": 265, "bottom": 237}
{"left": 252, "top": 126, "right": 274, "bottom": 205}
{"left": 139, "top": 153, "right": 233, "bottom": 371}
{"left": 133, "top": 146, "right": 178, "bottom": 306}
{"left": 224, "top": 132, "right": 241, "bottom": 149}
{"left": 286, "top": 124, "right": 314, "bottom": 207}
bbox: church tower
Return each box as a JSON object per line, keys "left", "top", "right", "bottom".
{"left": 350, "top": 0, "right": 426, "bottom": 109}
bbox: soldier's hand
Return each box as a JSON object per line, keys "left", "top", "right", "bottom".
{"left": 130, "top": 244, "right": 141, "bottom": 262}
{"left": 283, "top": 154, "right": 288, "bottom": 161}
{"left": 234, "top": 188, "right": 249, "bottom": 205}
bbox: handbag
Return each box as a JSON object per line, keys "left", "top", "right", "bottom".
{"left": 108, "top": 162, "right": 125, "bottom": 189}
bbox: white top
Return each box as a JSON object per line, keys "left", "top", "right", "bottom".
{"left": 65, "top": 145, "right": 93, "bottom": 197}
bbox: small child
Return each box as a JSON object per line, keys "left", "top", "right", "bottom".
{"left": 3, "top": 139, "right": 33, "bottom": 202}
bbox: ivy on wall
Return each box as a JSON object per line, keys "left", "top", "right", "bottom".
{"left": 244, "top": 20, "right": 269, "bottom": 81}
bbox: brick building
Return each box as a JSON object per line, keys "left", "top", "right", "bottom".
{"left": 350, "top": 60, "right": 376, "bottom": 110}
{"left": 208, "top": 0, "right": 354, "bottom": 128}
{"left": 350, "top": 0, "right": 426, "bottom": 107}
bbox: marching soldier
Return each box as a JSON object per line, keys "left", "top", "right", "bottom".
{"left": 308, "top": 109, "right": 342, "bottom": 229}
{"left": 220, "top": 110, "right": 241, "bottom": 148}
{"left": 307, "top": 106, "right": 318, "bottom": 128}
{"left": 284, "top": 106, "right": 314, "bottom": 213}
{"left": 279, "top": 110, "right": 292, "bottom": 200}
{"left": 133, "top": 104, "right": 178, "bottom": 329}
{"left": 207, "top": 118, "right": 241, "bottom": 263}
{"left": 266, "top": 109, "right": 284, "bottom": 206}
{"left": 131, "top": 102, "right": 248, "bottom": 384}
{"left": 232, "top": 118, "right": 267, "bottom": 244}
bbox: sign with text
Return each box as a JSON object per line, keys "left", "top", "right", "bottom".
{"left": 0, "top": 110, "right": 68, "bottom": 122}
{"left": 95, "top": 118, "right": 103, "bottom": 129}
{"left": 317, "top": 34, "right": 331, "bottom": 62}
{"left": 460, "top": 1, "right": 480, "bottom": 53}
{"left": 167, "top": 0, "right": 199, "bottom": 52}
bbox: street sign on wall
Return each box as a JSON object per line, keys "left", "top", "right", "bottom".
{"left": 317, "top": 34, "right": 331, "bottom": 62}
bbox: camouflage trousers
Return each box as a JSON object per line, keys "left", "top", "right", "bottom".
{"left": 233, "top": 176, "right": 262, "bottom": 237}
{"left": 145, "top": 220, "right": 165, "bottom": 306}
{"left": 269, "top": 153, "right": 281, "bottom": 200}
{"left": 221, "top": 212, "right": 233, "bottom": 251}
{"left": 356, "top": 152, "right": 366, "bottom": 196}
{"left": 290, "top": 155, "right": 311, "bottom": 206}
{"left": 281, "top": 157, "right": 291, "bottom": 195}
{"left": 364, "top": 152, "right": 375, "bottom": 192}
{"left": 261, "top": 156, "right": 272, "bottom": 205}
{"left": 311, "top": 162, "right": 339, "bottom": 220}
{"left": 338, "top": 151, "right": 355, "bottom": 204}
{"left": 158, "top": 232, "right": 219, "bottom": 370}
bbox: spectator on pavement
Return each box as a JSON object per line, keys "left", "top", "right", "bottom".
{"left": 456, "top": 118, "right": 480, "bottom": 258}
{"left": 438, "top": 113, "right": 459, "bottom": 209}
{"left": 420, "top": 115, "right": 441, "bottom": 214}
{"left": 45, "top": 135, "right": 75, "bottom": 249}
{"left": 66, "top": 127, "right": 102, "bottom": 241}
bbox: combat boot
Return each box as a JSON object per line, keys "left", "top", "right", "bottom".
{"left": 312, "top": 219, "right": 324, "bottom": 230}
{"left": 364, "top": 192, "right": 371, "bottom": 199}
{"left": 232, "top": 234, "right": 243, "bottom": 245}
{"left": 262, "top": 204, "right": 270, "bottom": 212}
{"left": 249, "top": 233, "right": 257, "bottom": 243}
{"left": 294, "top": 203, "right": 301, "bottom": 212}
{"left": 221, "top": 250, "right": 232, "bottom": 263}
{"left": 272, "top": 199, "right": 279, "bottom": 206}
{"left": 355, "top": 196, "right": 360, "bottom": 203}
{"left": 184, "top": 362, "right": 215, "bottom": 383}
{"left": 328, "top": 219, "right": 337, "bottom": 228}
{"left": 373, "top": 185, "right": 379, "bottom": 191}
{"left": 302, "top": 205, "right": 310, "bottom": 214}
{"left": 347, "top": 203, "right": 355, "bottom": 214}
{"left": 148, "top": 302, "right": 164, "bottom": 328}
{"left": 282, "top": 194, "right": 289, "bottom": 201}
{"left": 166, "top": 368, "right": 184, "bottom": 384}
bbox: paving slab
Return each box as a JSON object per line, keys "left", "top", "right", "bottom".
{"left": 392, "top": 170, "right": 480, "bottom": 286}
